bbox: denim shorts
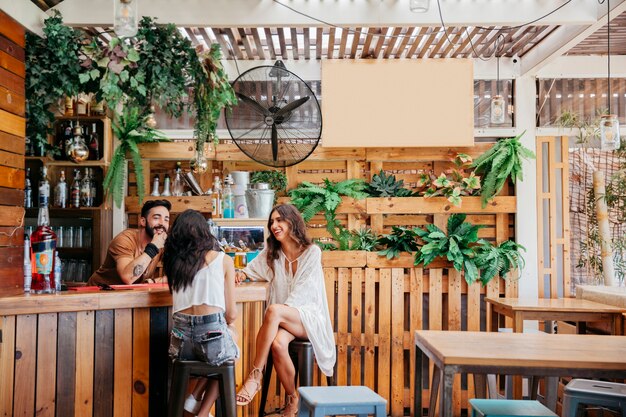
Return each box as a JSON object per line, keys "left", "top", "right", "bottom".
{"left": 168, "top": 312, "right": 240, "bottom": 366}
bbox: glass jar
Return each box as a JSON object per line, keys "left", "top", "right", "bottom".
{"left": 600, "top": 114, "right": 620, "bottom": 151}
{"left": 66, "top": 123, "right": 89, "bottom": 163}
{"left": 490, "top": 95, "right": 506, "bottom": 124}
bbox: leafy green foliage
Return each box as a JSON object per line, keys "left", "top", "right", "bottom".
{"left": 350, "top": 228, "right": 379, "bottom": 251}
{"left": 193, "top": 44, "right": 237, "bottom": 147}
{"left": 251, "top": 170, "right": 287, "bottom": 193}
{"left": 414, "top": 214, "right": 484, "bottom": 284}
{"left": 473, "top": 240, "right": 526, "bottom": 285}
{"left": 377, "top": 226, "right": 420, "bottom": 259}
{"left": 105, "top": 106, "right": 170, "bottom": 208}
{"left": 26, "top": 11, "right": 92, "bottom": 155}
{"left": 415, "top": 153, "right": 481, "bottom": 207}
{"left": 289, "top": 179, "right": 368, "bottom": 248}
{"left": 366, "top": 170, "right": 415, "bottom": 197}
{"left": 472, "top": 132, "right": 535, "bottom": 207}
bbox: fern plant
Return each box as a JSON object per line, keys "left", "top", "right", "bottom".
{"left": 414, "top": 214, "right": 484, "bottom": 284}
{"left": 104, "top": 106, "right": 169, "bottom": 208}
{"left": 289, "top": 179, "right": 368, "bottom": 247}
{"left": 472, "top": 132, "right": 535, "bottom": 208}
{"left": 473, "top": 239, "right": 526, "bottom": 285}
{"left": 350, "top": 228, "right": 379, "bottom": 251}
{"left": 377, "top": 226, "right": 420, "bottom": 259}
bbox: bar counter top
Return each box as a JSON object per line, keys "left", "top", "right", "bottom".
{"left": 0, "top": 282, "right": 268, "bottom": 316}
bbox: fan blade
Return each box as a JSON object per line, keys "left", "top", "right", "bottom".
{"left": 236, "top": 93, "right": 270, "bottom": 116}
{"left": 274, "top": 96, "right": 310, "bottom": 118}
{"left": 271, "top": 124, "right": 278, "bottom": 162}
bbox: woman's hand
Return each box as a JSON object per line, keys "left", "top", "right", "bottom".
{"left": 235, "top": 270, "right": 247, "bottom": 285}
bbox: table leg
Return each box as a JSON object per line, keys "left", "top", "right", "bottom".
{"left": 544, "top": 376, "right": 558, "bottom": 412}
{"left": 576, "top": 321, "right": 587, "bottom": 334}
{"left": 428, "top": 366, "right": 441, "bottom": 417}
{"left": 440, "top": 367, "right": 454, "bottom": 417}
{"left": 414, "top": 348, "right": 424, "bottom": 417}
{"left": 473, "top": 374, "right": 487, "bottom": 399}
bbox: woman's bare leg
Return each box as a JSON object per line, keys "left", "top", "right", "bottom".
{"left": 191, "top": 377, "right": 208, "bottom": 400}
{"left": 197, "top": 379, "right": 219, "bottom": 417}
{"left": 271, "top": 329, "right": 297, "bottom": 395}
{"left": 252, "top": 304, "right": 306, "bottom": 370}
{"left": 237, "top": 304, "right": 307, "bottom": 404}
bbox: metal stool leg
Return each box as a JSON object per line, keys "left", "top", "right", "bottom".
{"left": 168, "top": 361, "right": 191, "bottom": 417}
{"left": 259, "top": 352, "right": 274, "bottom": 417}
{"left": 221, "top": 364, "right": 237, "bottom": 417}
{"left": 298, "top": 344, "right": 314, "bottom": 387}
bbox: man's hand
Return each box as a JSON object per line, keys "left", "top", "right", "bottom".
{"left": 235, "top": 270, "right": 247, "bottom": 285}
{"left": 151, "top": 228, "right": 167, "bottom": 249}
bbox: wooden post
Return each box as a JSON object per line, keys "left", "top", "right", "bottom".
{"left": 592, "top": 170, "right": 615, "bottom": 286}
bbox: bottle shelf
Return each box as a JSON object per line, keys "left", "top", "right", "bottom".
{"left": 25, "top": 157, "right": 108, "bottom": 167}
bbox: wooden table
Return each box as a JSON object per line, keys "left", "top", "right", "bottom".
{"left": 413, "top": 330, "right": 626, "bottom": 417}
{"left": 485, "top": 297, "right": 625, "bottom": 335}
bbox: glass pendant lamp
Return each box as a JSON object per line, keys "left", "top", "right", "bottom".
{"left": 600, "top": 0, "right": 621, "bottom": 150}
{"left": 410, "top": 0, "right": 430, "bottom": 12}
{"left": 113, "top": 0, "right": 138, "bottom": 38}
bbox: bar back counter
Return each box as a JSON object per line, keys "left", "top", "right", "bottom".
{"left": 0, "top": 283, "right": 267, "bottom": 417}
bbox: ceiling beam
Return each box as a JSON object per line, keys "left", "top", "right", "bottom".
{"left": 53, "top": 0, "right": 597, "bottom": 28}
{"left": 0, "top": 0, "right": 49, "bottom": 36}
{"left": 519, "top": 0, "right": 626, "bottom": 76}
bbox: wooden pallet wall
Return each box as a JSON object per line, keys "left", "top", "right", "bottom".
{"left": 0, "top": 11, "right": 25, "bottom": 294}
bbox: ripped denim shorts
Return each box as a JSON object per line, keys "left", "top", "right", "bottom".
{"left": 168, "top": 312, "right": 240, "bottom": 366}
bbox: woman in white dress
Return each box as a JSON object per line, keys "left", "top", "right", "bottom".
{"left": 235, "top": 204, "right": 336, "bottom": 417}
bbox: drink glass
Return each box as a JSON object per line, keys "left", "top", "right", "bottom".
{"left": 64, "top": 226, "right": 74, "bottom": 248}
{"left": 74, "top": 226, "right": 83, "bottom": 248}
{"left": 234, "top": 252, "right": 248, "bottom": 270}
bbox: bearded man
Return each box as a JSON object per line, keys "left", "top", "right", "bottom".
{"left": 87, "top": 200, "right": 171, "bottom": 286}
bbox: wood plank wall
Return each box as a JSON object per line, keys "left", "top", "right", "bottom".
{"left": 0, "top": 10, "right": 26, "bottom": 293}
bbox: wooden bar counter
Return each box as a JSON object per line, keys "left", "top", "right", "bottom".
{"left": 0, "top": 282, "right": 267, "bottom": 417}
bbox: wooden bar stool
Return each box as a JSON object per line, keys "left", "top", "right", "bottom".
{"left": 469, "top": 399, "right": 558, "bottom": 417}
{"left": 297, "top": 386, "right": 386, "bottom": 417}
{"left": 562, "top": 379, "right": 626, "bottom": 417}
{"left": 258, "top": 340, "right": 333, "bottom": 416}
{"left": 168, "top": 359, "right": 237, "bottom": 417}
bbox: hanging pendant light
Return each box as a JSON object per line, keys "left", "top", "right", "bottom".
{"left": 600, "top": 0, "right": 620, "bottom": 150}
{"left": 409, "top": 0, "right": 430, "bottom": 12}
{"left": 490, "top": 56, "right": 506, "bottom": 124}
{"left": 114, "top": 0, "right": 138, "bottom": 38}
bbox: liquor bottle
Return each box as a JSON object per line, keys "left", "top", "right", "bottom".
{"left": 30, "top": 200, "right": 57, "bottom": 293}
{"left": 90, "top": 172, "right": 97, "bottom": 206}
{"left": 25, "top": 135, "right": 34, "bottom": 156}
{"left": 88, "top": 122, "right": 100, "bottom": 160}
{"left": 54, "top": 170, "right": 68, "bottom": 208}
{"left": 38, "top": 166, "right": 50, "bottom": 208}
{"left": 150, "top": 175, "right": 160, "bottom": 196}
{"left": 71, "top": 169, "right": 81, "bottom": 208}
{"left": 172, "top": 162, "right": 184, "bottom": 196}
{"left": 212, "top": 176, "right": 222, "bottom": 218}
{"left": 54, "top": 252, "right": 62, "bottom": 292}
{"left": 23, "top": 234, "right": 32, "bottom": 293}
{"left": 24, "top": 167, "right": 33, "bottom": 208}
{"left": 222, "top": 175, "right": 234, "bottom": 219}
{"left": 80, "top": 168, "right": 93, "bottom": 207}
{"left": 162, "top": 173, "right": 172, "bottom": 196}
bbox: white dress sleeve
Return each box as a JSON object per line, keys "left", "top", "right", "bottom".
{"left": 242, "top": 249, "right": 272, "bottom": 282}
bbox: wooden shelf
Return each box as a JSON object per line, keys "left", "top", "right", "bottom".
{"left": 25, "top": 157, "right": 108, "bottom": 167}
{"left": 125, "top": 195, "right": 212, "bottom": 214}
{"left": 213, "top": 218, "right": 267, "bottom": 226}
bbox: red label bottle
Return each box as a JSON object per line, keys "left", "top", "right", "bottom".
{"left": 30, "top": 202, "right": 57, "bottom": 293}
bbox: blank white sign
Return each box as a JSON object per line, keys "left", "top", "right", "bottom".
{"left": 321, "top": 59, "right": 474, "bottom": 148}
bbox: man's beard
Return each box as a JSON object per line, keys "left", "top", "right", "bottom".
{"left": 145, "top": 224, "right": 165, "bottom": 238}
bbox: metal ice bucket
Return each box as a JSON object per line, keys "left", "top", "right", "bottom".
{"left": 245, "top": 183, "right": 275, "bottom": 219}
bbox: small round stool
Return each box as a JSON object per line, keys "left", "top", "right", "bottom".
{"left": 168, "top": 359, "right": 236, "bottom": 417}
{"left": 297, "top": 386, "right": 386, "bottom": 417}
{"left": 469, "top": 399, "right": 558, "bottom": 417}
{"left": 258, "top": 340, "right": 333, "bottom": 416}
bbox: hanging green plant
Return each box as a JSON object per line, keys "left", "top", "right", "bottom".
{"left": 105, "top": 106, "right": 170, "bottom": 208}
{"left": 193, "top": 44, "right": 237, "bottom": 149}
{"left": 472, "top": 132, "right": 535, "bottom": 207}
{"left": 25, "top": 10, "right": 93, "bottom": 156}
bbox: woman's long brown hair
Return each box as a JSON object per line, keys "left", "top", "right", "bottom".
{"left": 265, "top": 204, "right": 311, "bottom": 273}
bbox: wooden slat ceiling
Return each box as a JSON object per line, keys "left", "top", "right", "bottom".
{"left": 29, "top": 0, "right": 626, "bottom": 59}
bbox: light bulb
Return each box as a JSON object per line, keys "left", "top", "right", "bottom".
{"left": 600, "top": 114, "right": 620, "bottom": 151}
{"left": 190, "top": 146, "right": 209, "bottom": 174}
{"left": 114, "top": 0, "right": 138, "bottom": 38}
{"left": 490, "top": 95, "right": 506, "bottom": 124}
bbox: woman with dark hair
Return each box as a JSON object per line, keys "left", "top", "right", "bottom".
{"left": 164, "top": 209, "right": 239, "bottom": 417}
{"left": 235, "top": 204, "right": 335, "bottom": 417}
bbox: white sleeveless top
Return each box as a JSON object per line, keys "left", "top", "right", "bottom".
{"left": 172, "top": 252, "right": 226, "bottom": 313}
